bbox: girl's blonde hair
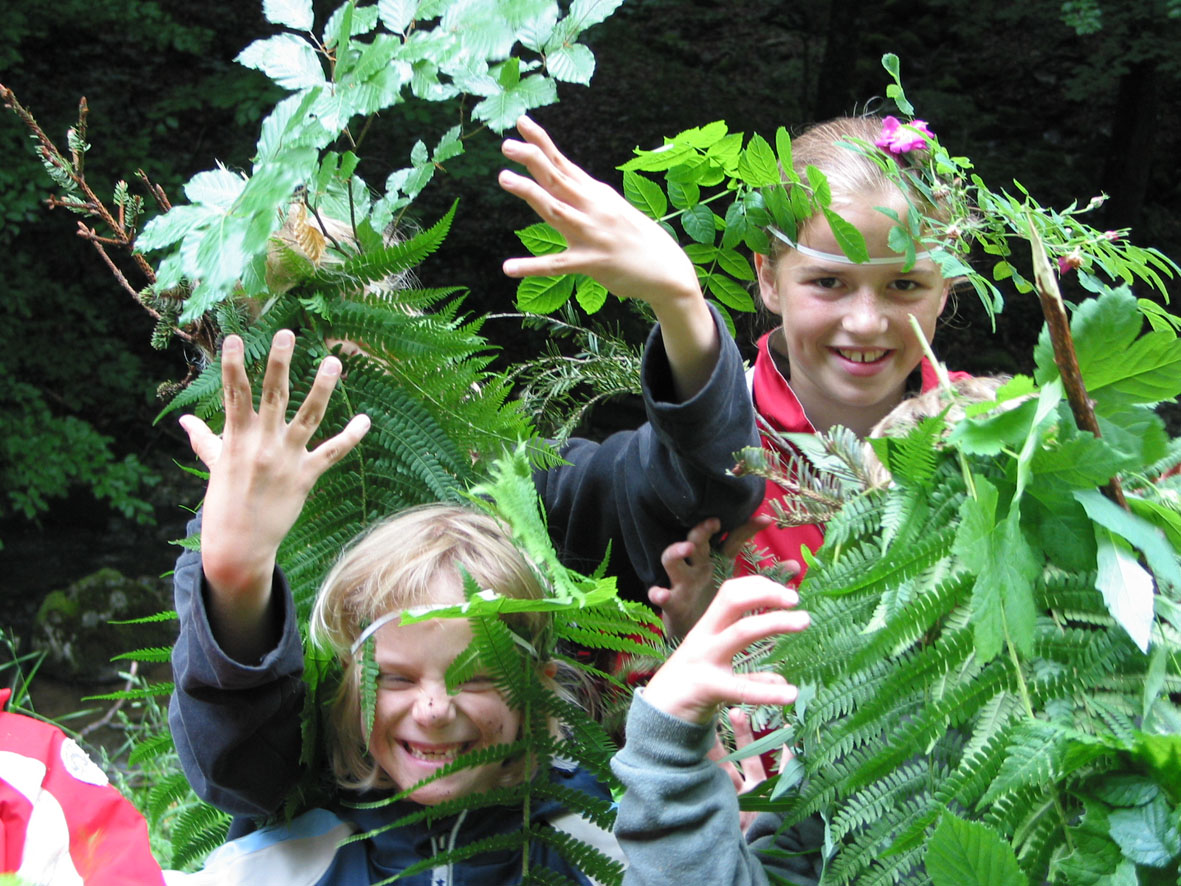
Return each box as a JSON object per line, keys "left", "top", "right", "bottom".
{"left": 771, "top": 115, "right": 948, "bottom": 261}
{"left": 310, "top": 503, "right": 550, "bottom": 790}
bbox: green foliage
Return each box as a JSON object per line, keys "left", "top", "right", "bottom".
{"left": 744, "top": 285, "right": 1181, "bottom": 884}
{"left": 135, "top": 0, "right": 625, "bottom": 320}
{"left": 507, "top": 57, "right": 1178, "bottom": 334}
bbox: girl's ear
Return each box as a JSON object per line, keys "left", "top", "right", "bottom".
{"left": 753, "top": 252, "right": 783, "bottom": 316}
{"left": 937, "top": 279, "right": 952, "bottom": 316}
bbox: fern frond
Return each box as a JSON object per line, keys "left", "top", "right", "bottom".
{"left": 169, "top": 803, "right": 231, "bottom": 871}
{"left": 531, "top": 826, "right": 625, "bottom": 886}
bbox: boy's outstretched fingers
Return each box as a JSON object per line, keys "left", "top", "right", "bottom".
{"left": 650, "top": 517, "right": 720, "bottom": 639}
{"left": 643, "top": 575, "right": 809, "bottom": 725}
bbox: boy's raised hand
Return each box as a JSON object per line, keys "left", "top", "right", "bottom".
{"left": 649, "top": 515, "right": 779, "bottom": 640}
{"left": 642, "top": 575, "right": 809, "bottom": 725}
{"left": 179, "top": 330, "right": 369, "bottom": 660}
{"left": 499, "top": 115, "right": 718, "bottom": 400}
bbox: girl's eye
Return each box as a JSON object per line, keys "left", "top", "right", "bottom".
{"left": 891, "top": 279, "right": 924, "bottom": 293}
{"left": 378, "top": 673, "right": 413, "bottom": 689}
{"left": 812, "top": 277, "right": 841, "bottom": 290}
{"left": 461, "top": 675, "right": 496, "bottom": 691}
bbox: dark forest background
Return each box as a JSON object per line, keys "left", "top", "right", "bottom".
{"left": 2, "top": 0, "right": 1179, "bottom": 676}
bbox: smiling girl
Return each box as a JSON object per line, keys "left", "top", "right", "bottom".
{"left": 743, "top": 116, "right": 970, "bottom": 580}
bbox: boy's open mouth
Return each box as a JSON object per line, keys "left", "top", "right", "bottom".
{"left": 401, "top": 740, "right": 475, "bottom": 763}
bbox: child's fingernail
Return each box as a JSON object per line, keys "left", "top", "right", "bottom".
{"left": 274, "top": 329, "right": 295, "bottom": 348}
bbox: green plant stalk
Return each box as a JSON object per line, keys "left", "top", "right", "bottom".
{"left": 909, "top": 313, "right": 977, "bottom": 501}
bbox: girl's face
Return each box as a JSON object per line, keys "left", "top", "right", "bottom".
{"left": 368, "top": 611, "right": 522, "bottom": 805}
{"left": 755, "top": 190, "right": 949, "bottom": 435}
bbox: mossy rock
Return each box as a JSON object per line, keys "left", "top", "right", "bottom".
{"left": 32, "top": 567, "right": 175, "bottom": 683}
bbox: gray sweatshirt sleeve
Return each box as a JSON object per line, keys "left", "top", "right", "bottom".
{"left": 611, "top": 691, "right": 770, "bottom": 886}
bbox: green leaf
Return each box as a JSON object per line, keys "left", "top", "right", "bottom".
{"left": 471, "top": 74, "right": 557, "bottom": 133}
{"left": 515, "top": 223, "right": 566, "bottom": 256}
{"left": 1129, "top": 733, "right": 1181, "bottom": 803}
{"left": 574, "top": 276, "right": 608, "bottom": 313}
{"left": 497, "top": 56, "right": 521, "bottom": 89}
{"left": 546, "top": 42, "right": 595, "bottom": 84}
{"left": 715, "top": 248, "right": 755, "bottom": 281}
{"left": 737, "top": 133, "right": 781, "bottom": 187}
{"left": 1108, "top": 795, "right": 1181, "bottom": 867}
{"left": 774, "top": 126, "right": 793, "bottom": 178}
{"left": 568, "top": 0, "right": 627, "bottom": 29}
{"left": 882, "top": 53, "right": 915, "bottom": 116}
{"left": 822, "top": 207, "right": 870, "bottom": 264}
{"left": 622, "top": 171, "right": 668, "bottom": 219}
{"left": 1075, "top": 488, "right": 1181, "bottom": 592}
{"left": 705, "top": 274, "right": 756, "bottom": 312}
{"left": 236, "top": 34, "right": 327, "bottom": 90}
{"left": 183, "top": 165, "right": 248, "bottom": 210}
{"left": 378, "top": 0, "right": 417, "bottom": 33}
{"left": 925, "top": 812, "right": 1027, "bottom": 886}
{"left": 264, "top": 0, "right": 314, "bottom": 31}
{"left": 682, "top": 204, "right": 717, "bottom": 245}
{"left": 805, "top": 165, "right": 831, "bottom": 208}
{"left": 667, "top": 180, "right": 700, "bottom": 211}
{"left": 515, "top": 274, "right": 574, "bottom": 313}
{"left": 1093, "top": 527, "right": 1156, "bottom": 652}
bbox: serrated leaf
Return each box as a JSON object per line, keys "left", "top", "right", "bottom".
{"left": 774, "top": 126, "right": 793, "bottom": 177}
{"left": 378, "top": 0, "right": 417, "bottom": 33}
{"left": 822, "top": 207, "right": 870, "bottom": 264}
{"left": 575, "top": 276, "right": 608, "bottom": 313}
{"left": 546, "top": 42, "right": 595, "bottom": 84}
{"left": 737, "top": 133, "right": 781, "bottom": 187}
{"left": 705, "top": 274, "right": 755, "bottom": 312}
{"left": 667, "top": 179, "right": 699, "bottom": 210}
{"left": 682, "top": 204, "right": 716, "bottom": 245}
{"left": 925, "top": 812, "right": 1027, "bottom": 886}
{"left": 472, "top": 75, "right": 557, "bottom": 133}
{"left": 622, "top": 171, "right": 667, "bottom": 219}
{"left": 433, "top": 125, "right": 464, "bottom": 163}
{"left": 236, "top": 34, "right": 327, "bottom": 91}
{"left": 1076, "top": 487, "right": 1181, "bottom": 592}
{"left": 1108, "top": 795, "right": 1181, "bottom": 866}
{"left": 568, "top": 0, "right": 626, "bottom": 29}
{"left": 183, "top": 165, "right": 248, "bottom": 210}
{"left": 516, "top": 223, "right": 566, "bottom": 256}
{"left": 805, "top": 164, "right": 831, "bottom": 207}
{"left": 1093, "top": 527, "right": 1156, "bottom": 652}
{"left": 515, "top": 274, "right": 574, "bottom": 312}
{"left": 264, "top": 0, "right": 314, "bottom": 31}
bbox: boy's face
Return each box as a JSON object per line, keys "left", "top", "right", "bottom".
{"left": 754, "top": 189, "right": 949, "bottom": 434}
{"left": 368, "top": 613, "right": 522, "bottom": 805}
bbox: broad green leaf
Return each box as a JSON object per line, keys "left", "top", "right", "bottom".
{"left": 882, "top": 53, "right": 915, "bottom": 116}
{"left": 805, "top": 165, "right": 831, "bottom": 207}
{"left": 264, "top": 0, "right": 314, "bottom": 31}
{"left": 622, "top": 171, "right": 667, "bottom": 219}
{"left": 682, "top": 204, "right": 717, "bottom": 245}
{"left": 1129, "top": 733, "right": 1181, "bottom": 803}
{"left": 497, "top": 56, "right": 521, "bottom": 89}
{"left": 184, "top": 166, "right": 248, "bottom": 210}
{"left": 822, "top": 207, "right": 870, "bottom": 264}
{"left": 378, "top": 0, "right": 417, "bottom": 33}
{"left": 925, "top": 813, "right": 1027, "bottom": 886}
{"left": 720, "top": 200, "right": 748, "bottom": 250}
{"left": 1025, "top": 491, "right": 1097, "bottom": 572}
{"left": 135, "top": 205, "right": 217, "bottom": 252}
{"left": 472, "top": 74, "right": 557, "bottom": 133}
{"left": 515, "top": 1, "right": 559, "bottom": 50}
{"left": 515, "top": 274, "right": 574, "bottom": 313}
{"left": 1127, "top": 496, "right": 1181, "bottom": 552}
{"left": 715, "top": 247, "right": 755, "bottom": 281}
{"left": 433, "top": 125, "right": 464, "bottom": 163}
{"left": 948, "top": 397, "right": 1039, "bottom": 457}
{"left": 546, "top": 42, "right": 595, "bottom": 84}
{"left": 705, "top": 274, "right": 756, "bottom": 312}
{"left": 1093, "top": 527, "right": 1155, "bottom": 652}
{"left": 1094, "top": 775, "right": 1161, "bottom": 808}
{"left": 1075, "top": 488, "right": 1181, "bottom": 592}
{"left": 1028, "top": 432, "right": 1137, "bottom": 493}
{"left": 516, "top": 223, "right": 565, "bottom": 256}
{"left": 667, "top": 180, "right": 699, "bottom": 211}
{"left": 1035, "top": 286, "right": 1140, "bottom": 385}
{"left": 737, "top": 133, "right": 780, "bottom": 187}
{"left": 708, "top": 132, "right": 744, "bottom": 173}
{"left": 1086, "top": 331, "right": 1181, "bottom": 405}
{"left": 774, "top": 126, "right": 793, "bottom": 178}
{"left": 1108, "top": 795, "right": 1181, "bottom": 866}
{"left": 619, "top": 143, "right": 694, "bottom": 173}
{"left": 575, "top": 276, "right": 608, "bottom": 313}
{"left": 568, "top": 0, "right": 626, "bottom": 29}
{"left": 237, "top": 34, "right": 327, "bottom": 91}
{"left": 676, "top": 120, "right": 728, "bottom": 150}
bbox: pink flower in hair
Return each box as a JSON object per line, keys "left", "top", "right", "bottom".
{"left": 1058, "top": 252, "right": 1083, "bottom": 275}
{"left": 876, "top": 116, "right": 934, "bottom": 154}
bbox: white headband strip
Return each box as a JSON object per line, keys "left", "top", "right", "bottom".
{"left": 350, "top": 605, "right": 435, "bottom": 657}
{"left": 767, "top": 226, "right": 931, "bottom": 266}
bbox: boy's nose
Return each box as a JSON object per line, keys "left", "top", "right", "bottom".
{"left": 412, "top": 683, "right": 457, "bottom": 726}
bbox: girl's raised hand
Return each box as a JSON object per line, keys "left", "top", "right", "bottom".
{"left": 642, "top": 575, "right": 809, "bottom": 725}
{"left": 179, "top": 330, "right": 369, "bottom": 660}
{"left": 499, "top": 116, "right": 718, "bottom": 399}
{"left": 499, "top": 116, "right": 699, "bottom": 307}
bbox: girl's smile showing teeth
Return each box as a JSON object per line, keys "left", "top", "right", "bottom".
{"left": 401, "top": 740, "right": 473, "bottom": 765}
{"left": 835, "top": 348, "right": 890, "bottom": 364}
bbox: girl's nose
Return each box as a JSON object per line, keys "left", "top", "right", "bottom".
{"left": 842, "top": 290, "right": 889, "bottom": 336}
{"left": 412, "top": 682, "right": 457, "bottom": 726}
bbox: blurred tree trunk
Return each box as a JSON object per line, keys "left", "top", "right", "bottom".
{"left": 1099, "top": 60, "right": 1159, "bottom": 230}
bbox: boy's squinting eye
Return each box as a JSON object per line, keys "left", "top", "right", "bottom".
{"left": 460, "top": 675, "right": 496, "bottom": 690}
{"left": 377, "top": 672, "right": 413, "bottom": 689}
